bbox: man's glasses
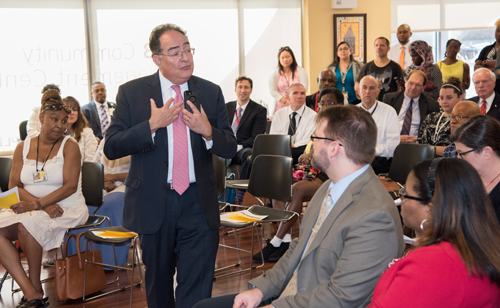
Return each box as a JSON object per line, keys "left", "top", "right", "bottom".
{"left": 160, "top": 48, "right": 195, "bottom": 59}
{"left": 310, "top": 134, "right": 342, "bottom": 146}
{"left": 447, "top": 115, "right": 469, "bottom": 121}
{"left": 398, "top": 186, "right": 428, "bottom": 203}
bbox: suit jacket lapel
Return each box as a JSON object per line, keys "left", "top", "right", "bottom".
{"left": 239, "top": 100, "right": 255, "bottom": 127}
{"left": 302, "top": 168, "right": 373, "bottom": 259}
{"left": 188, "top": 76, "right": 202, "bottom": 159}
{"left": 147, "top": 71, "right": 168, "bottom": 150}
{"left": 394, "top": 92, "right": 404, "bottom": 114}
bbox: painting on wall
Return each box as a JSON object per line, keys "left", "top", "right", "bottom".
{"left": 333, "top": 14, "right": 367, "bottom": 63}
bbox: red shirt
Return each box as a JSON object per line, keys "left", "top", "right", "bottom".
{"left": 368, "top": 241, "right": 500, "bottom": 308}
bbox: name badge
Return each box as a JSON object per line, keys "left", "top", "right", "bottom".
{"left": 33, "top": 171, "right": 47, "bottom": 182}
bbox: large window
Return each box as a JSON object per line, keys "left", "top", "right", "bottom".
{"left": 0, "top": 0, "right": 302, "bottom": 153}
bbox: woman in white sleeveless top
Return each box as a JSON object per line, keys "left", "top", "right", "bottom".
{"left": 0, "top": 90, "right": 88, "bottom": 308}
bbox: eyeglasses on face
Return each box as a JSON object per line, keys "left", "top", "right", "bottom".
{"left": 447, "top": 115, "right": 469, "bottom": 121}
{"left": 160, "top": 47, "right": 195, "bottom": 59}
{"left": 457, "top": 148, "right": 480, "bottom": 159}
{"left": 310, "top": 134, "right": 342, "bottom": 146}
{"left": 398, "top": 186, "right": 428, "bottom": 203}
{"left": 338, "top": 47, "right": 350, "bottom": 52}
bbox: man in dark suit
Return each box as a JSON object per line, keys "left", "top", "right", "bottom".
{"left": 81, "top": 81, "right": 116, "bottom": 140}
{"left": 305, "top": 69, "right": 337, "bottom": 112}
{"left": 226, "top": 76, "right": 267, "bottom": 202}
{"left": 103, "top": 23, "right": 236, "bottom": 308}
{"left": 468, "top": 68, "right": 500, "bottom": 121}
{"left": 383, "top": 70, "right": 440, "bottom": 143}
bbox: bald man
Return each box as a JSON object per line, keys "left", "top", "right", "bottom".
{"left": 357, "top": 76, "right": 400, "bottom": 174}
{"left": 441, "top": 101, "right": 481, "bottom": 157}
{"left": 388, "top": 24, "right": 413, "bottom": 70}
{"left": 306, "top": 69, "right": 337, "bottom": 112}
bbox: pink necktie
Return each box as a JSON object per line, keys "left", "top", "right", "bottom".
{"left": 171, "top": 85, "right": 189, "bottom": 195}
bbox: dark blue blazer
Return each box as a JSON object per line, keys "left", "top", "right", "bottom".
{"left": 226, "top": 99, "right": 267, "bottom": 149}
{"left": 468, "top": 92, "right": 500, "bottom": 121}
{"left": 104, "top": 71, "right": 237, "bottom": 233}
{"left": 81, "top": 100, "right": 116, "bottom": 140}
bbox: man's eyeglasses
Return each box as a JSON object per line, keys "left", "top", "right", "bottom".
{"left": 398, "top": 186, "right": 428, "bottom": 203}
{"left": 457, "top": 148, "right": 479, "bottom": 159}
{"left": 407, "top": 81, "right": 423, "bottom": 89}
{"left": 160, "top": 48, "right": 195, "bottom": 59}
{"left": 447, "top": 115, "right": 469, "bottom": 121}
{"left": 310, "top": 134, "right": 342, "bottom": 146}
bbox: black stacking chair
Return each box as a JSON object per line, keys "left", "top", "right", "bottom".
{"left": 386, "top": 144, "right": 436, "bottom": 186}
{"left": 217, "top": 155, "right": 297, "bottom": 278}
{"left": 19, "top": 120, "right": 28, "bottom": 141}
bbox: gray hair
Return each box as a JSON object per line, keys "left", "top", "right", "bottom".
{"left": 288, "top": 83, "right": 305, "bottom": 93}
{"left": 149, "top": 23, "right": 187, "bottom": 57}
{"left": 473, "top": 68, "right": 496, "bottom": 82}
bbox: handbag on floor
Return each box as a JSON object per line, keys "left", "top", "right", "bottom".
{"left": 55, "top": 232, "right": 107, "bottom": 301}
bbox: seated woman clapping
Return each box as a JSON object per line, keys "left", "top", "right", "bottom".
{"left": 0, "top": 90, "right": 88, "bottom": 308}
{"left": 368, "top": 158, "right": 500, "bottom": 307}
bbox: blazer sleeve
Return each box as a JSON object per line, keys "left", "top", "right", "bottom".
{"left": 103, "top": 84, "right": 156, "bottom": 160}
{"left": 275, "top": 210, "right": 402, "bottom": 308}
{"left": 209, "top": 86, "right": 237, "bottom": 159}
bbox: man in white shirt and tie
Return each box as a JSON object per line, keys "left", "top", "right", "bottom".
{"left": 468, "top": 68, "right": 500, "bottom": 121}
{"left": 270, "top": 83, "right": 317, "bottom": 164}
{"left": 81, "top": 81, "right": 116, "bottom": 141}
{"left": 388, "top": 24, "right": 413, "bottom": 71}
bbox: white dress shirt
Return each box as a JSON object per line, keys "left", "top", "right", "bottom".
{"left": 269, "top": 104, "right": 316, "bottom": 148}
{"left": 358, "top": 101, "right": 401, "bottom": 158}
{"left": 397, "top": 94, "right": 421, "bottom": 136}
{"left": 156, "top": 73, "right": 213, "bottom": 184}
{"left": 388, "top": 42, "right": 412, "bottom": 70}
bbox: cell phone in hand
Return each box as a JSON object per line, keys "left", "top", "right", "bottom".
{"left": 184, "top": 90, "right": 201, "bottom": 112}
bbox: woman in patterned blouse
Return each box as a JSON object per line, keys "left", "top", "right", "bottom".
{"left": 417, "top": 77, "right": 463, "bottom": 156}
{"left": 405, "top": 40, "right": 443, "bottom": 100}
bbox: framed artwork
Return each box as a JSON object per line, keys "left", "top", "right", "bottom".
{"left": 333, "top": 14, "right": 367, "bottom": 63}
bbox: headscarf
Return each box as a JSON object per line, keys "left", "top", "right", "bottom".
{"left": 405, "top": 40, "right": 435, "bottom": 75}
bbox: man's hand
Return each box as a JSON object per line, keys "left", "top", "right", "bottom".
{"left": 400, "top": 135, "right": 417, "bottom": 143}
{"left": 182, "top": 100, "right": 212, "bottom": 140}
{"left": 149, "top": 98, "right": 183, "bottom": 133}
{"left": 43, "top": 204, "right": 64, "bottom": 219}
{"left": 233, "top": 288, "right": 264, "bottom": 308}
{"left": 11, "top": 201, "right": 37, "bottom": 214}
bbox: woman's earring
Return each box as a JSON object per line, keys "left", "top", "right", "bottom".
{"left": 420, "top": 219, "right": 427, "bottom": 231}
{"left": 65, "top": 127, "right": 68, "bottom": 133}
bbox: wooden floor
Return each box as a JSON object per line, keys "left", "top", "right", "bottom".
{"left": 0, "top": 194, "right": 294, "bottom": 308}
{"left": 0, "top": 177, "right": 400, "bottom": 308}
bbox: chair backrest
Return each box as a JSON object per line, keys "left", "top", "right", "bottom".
{"left": 251, "top": 134, "right": 292, "bottom": 165}
{"left": 248, "top": 155, "right": 292, "bottom": 202}
{"left": 212, "top": 154, "right": 226, "bottom": 197}
{"left": 19, "top": 120, "right": 28, "bottom": 141}
{"left": 0, "top": 157, "right": 13, "bottom": 192}
{"left": 388, "top": 144, "right": 436, "bottom": 185}
{"left": 81, "top": 161, "right": 104, "bottom": 208}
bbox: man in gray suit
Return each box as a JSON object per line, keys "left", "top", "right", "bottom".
{"left": 194, "top": 105, "right": 405, "bottom": 308}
